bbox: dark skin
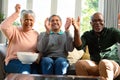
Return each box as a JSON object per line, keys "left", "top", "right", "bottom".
{"left": 72, "top": 17, "right": 82, "bottom": 47}
{"left": 90, "top": 12, "right": 105, "bottom": 36}
{"left": 73, "top": 12, "right": 105, "bottom": 47}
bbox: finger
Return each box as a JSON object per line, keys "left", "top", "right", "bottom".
{"left": 16, "top": 4, "right": 21, "bottom": 9}
{"left": 72, "top": 18, "right": 75, "bottom": 25}
{"left": 44, "top": 18, "right": 49, "bottom": 27}
{"left": 5, "top": 62, "right": 8, "bottom": 66}
{"left": 15, "top": 4, "right": 21, "bottom": 13}
{"left": 77, "top": 16, "right": 80, "bottom": 22}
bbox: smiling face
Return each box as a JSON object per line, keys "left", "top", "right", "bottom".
{"left": 90, "top": 13, "right": 104, "bottom": 33}
{"left": 20, "top": 14, "right": 35, "bottom": 31}
{"left": 49, "top": 15, "right": 62, "bottom": 33}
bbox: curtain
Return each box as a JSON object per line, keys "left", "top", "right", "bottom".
{"left": 104, "top": 0, "right": 120, "bottom": 28}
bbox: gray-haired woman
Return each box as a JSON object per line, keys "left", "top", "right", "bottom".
{"left": 0, "top": 4, "right": 39, "bottom": 74}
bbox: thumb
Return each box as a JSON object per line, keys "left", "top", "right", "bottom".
{"left": 5, "top": 62, "right": 8, "bottom": 66}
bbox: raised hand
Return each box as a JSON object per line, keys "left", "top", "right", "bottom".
{"left": 72, "top": 16, "right": 80, "bottom": 31}
{"left": 72, "top": 17, "right": 82, "bottom": 47}
{"left": 44, "top": 18, "right": 51, "bottom": 34}
{"left": 64, "top": 17, "right": 72, "bottom": 32}
{"left": 15, "top": 4, "right": 21, "bottom": 13}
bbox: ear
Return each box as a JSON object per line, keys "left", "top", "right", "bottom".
{"left": 90, "top": 21, "right": 92, "bottom": 25}
{"left": 20, "top": 18, "right": 23, "bottom": 24}
{"left": 20, "top": 18, "right": 22, "bottom": 24}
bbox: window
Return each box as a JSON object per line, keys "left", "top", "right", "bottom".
{"left": 8, "top": 0, "right": 27, "bottom": 26}
{"left": 6, "top": 0, "right": 99, "bottom": 34}
{"left": 33, "top": 0, "right": 51, "bottom": 32}
{"left": 0, "top": 0, "right": 101, "bottom": 43}
{"left": 8, "top": 0, "right": 27, "bottom": 16}
{"left": 57, "top": 0, "right": 75, "bottom": 32}
{"left": 81, "top": 0, "right": 99, "bottom": 34}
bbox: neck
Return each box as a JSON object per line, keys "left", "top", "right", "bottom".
{"left": 22, "top": 27, "right": 32, "bottom": 32}
{"left": 52, "top": 29, "right": 60, "bottom": 33}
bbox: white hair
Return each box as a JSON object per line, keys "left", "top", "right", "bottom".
{"left": 20, "top": 10, "right": 35, "bottom": 19}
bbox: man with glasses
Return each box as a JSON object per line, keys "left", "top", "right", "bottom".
{"left": 72, "top": 12, "right": 120, "bottom": 80}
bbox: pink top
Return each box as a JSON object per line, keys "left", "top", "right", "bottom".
{"left": 0, "top": 12, "right": 39, "bottom": 65}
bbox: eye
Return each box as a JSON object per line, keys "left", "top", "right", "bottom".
{"left": 92, "top": 19, "right": 104, "bottom": 23}
{"left": 51, "top": 20, "right": 54, "bottom": 22}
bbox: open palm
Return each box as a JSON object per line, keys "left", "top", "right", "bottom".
{"left": 44, "top": 18, "right": 51, "bottom": 34}
{"left": 72, "top": 16, "right": 80, "bottom": 31}
{"left": 64, "top": 17, "right": 72, "bottom": 32}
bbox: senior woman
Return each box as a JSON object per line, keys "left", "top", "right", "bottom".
{"left": 0, "top": 4, "right": 39, "bottom": 74}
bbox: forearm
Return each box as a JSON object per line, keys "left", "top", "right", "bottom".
{"left": 74, "top": 29, "right": 82, "bottom": 48}
{"left": 0, "top": 12, "right": 19, "bottom": 29}
{"left": 65, "top": 31, "right": 74, "bottom": 51}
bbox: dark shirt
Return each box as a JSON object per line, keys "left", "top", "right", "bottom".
{"left": 77, "top": 27, "right": 120, "bottom": 64}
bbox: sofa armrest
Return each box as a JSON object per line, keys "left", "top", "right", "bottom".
{"left": 0, "top": 43, "right": 7, "bottom": 57}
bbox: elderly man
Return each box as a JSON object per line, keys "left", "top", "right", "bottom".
{"left": 72, "top": 12, "right": 120, "bottom": 80}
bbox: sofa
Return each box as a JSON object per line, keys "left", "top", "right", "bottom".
{"left": 0, "top": 43, "right": 120, "bottom": 80}
{"left": 0, "top": 43, "right": 90, "bottom": 80}
{"left": 0, "top": 43, "right": 7, "bottom": 80}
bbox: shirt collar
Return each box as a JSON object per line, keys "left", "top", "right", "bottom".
{"left": 50, "top": 30, "right": 64, "bottom": 35}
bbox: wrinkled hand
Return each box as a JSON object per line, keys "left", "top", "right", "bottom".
{"left": 15, "top": 4, "right": 21, "bottom": 13}
{"left": 44, "top": 18, "right": 51, "bottom": 34}
{"left": 72, "top": 16, "right": 80, "bottom": 31}
{"left": 64, "top": 17, "right": 72, "bottom": 32}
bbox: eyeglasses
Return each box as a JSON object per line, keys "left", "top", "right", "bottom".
{"left": 92, "top": 19, "right": 104, "bottom": 23}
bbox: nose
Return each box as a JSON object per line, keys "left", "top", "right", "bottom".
{"left": 53, "top": 20, "right": 57, "bottom": 23}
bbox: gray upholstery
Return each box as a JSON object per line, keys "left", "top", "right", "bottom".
{"left": 0, "top": 43, "right": 7, "bottom": 80}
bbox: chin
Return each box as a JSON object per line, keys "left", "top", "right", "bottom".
{"left": 94, "top": 28, "right": 102, "bottom": 32}
{"left": 25, "top": 28, "right": 32, "bottom": 31}
{"left": 94, "top": 30, "right": 100, "bottom": 33}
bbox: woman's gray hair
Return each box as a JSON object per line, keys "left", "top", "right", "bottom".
{"left": 20, "top": 10, "right": 35, "bottom": 19}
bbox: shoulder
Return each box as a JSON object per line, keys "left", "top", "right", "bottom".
{"left": 38, "top": 32, "right": 48, "bottom": 38}
{"left": 106, "top": 27, "right": 120, "bottom": 33}
{"left": 82, "top": 30, "right": 93, "bottom": 36}
{"left": 33, "top": 30, "right": 39, "bottom": 35}
{"left": 39, "top": 32, "right": 47, "bottom": 36}
{"left": 106, "top": 27, "right": 118, "bottom": 31}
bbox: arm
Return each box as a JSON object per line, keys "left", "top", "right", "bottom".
{"left": 0, "top": 4, "right": 21, "bottom": 39}
{"left": 65, "top": 31, "right": 74, "bottom": 52}
{"left": 72, "top": 17, "right": 82, "bottom": 48}
{"left": 0, "top": 4, "right": 20, "bottom": 29}
{"left": 64, "top": 17, "right": 74, "bottom": 51}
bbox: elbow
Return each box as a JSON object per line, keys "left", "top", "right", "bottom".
{"left": 75, "top": 46, "right": 82, "bottom": 50}
{"left": 74, "top": 41, "right": 82, "bottom": 49}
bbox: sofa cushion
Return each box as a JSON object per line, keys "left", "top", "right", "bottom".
{"left": 67, "top": 48, "right": 84, "bottom": 66}
{"left": 0, "top": 43, "right": 7, "bottom": 79}
{"left": 81, "top": 46, "right": 90, "bottom": 60}
{"left": 67, "top": 48, "right": 84, "bottom": 73}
